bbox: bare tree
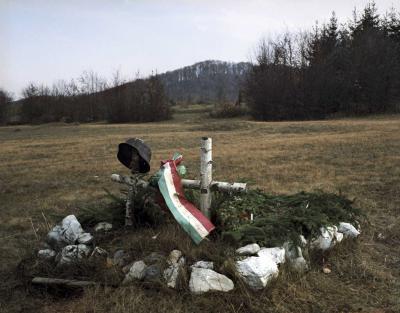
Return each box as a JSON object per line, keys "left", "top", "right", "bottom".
{"left": 0, "top": 88, "right": 12, "bottom": 124}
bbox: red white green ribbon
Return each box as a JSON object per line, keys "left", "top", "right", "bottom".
{"left": 157, "top": 155, "right": 215, "bottom": 244}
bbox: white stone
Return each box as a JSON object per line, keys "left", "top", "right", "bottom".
{"left": 311, "top": 226, "right": 342, "bottom": 251}
{"left": 61, "top": 215, "right": 84, "bottom": 243}
{"left": 90, "top": 247, "right": 108, "bottom": 259}
{"left": 38, "top": 249, "right": 56, "bottom": 260}
{"left": 94, "top": 222, "right": 112, "bottom": 232}
{"left": 283, "top": 243, "right": 308, "bottom": 272}
{"left": 283, "top": 242, "right": 300, "bottom": 260}
{"left": 338, "top": 222, "right": 360, "bottom": 238}
{"left": 77, "top": 232, "right": 94, "bottom": 245}
{"left": 167, "top": 250, "right": 182, "bottom": 265}
{"left": 236, "top": 243, "right": 260, "bottom": 255}
{"left": 164, "top": 256, "right": 185, "bottom": 288}
{"left": 46, "top": 215, "right": 84, "bottom": 248}
{"left": 377, "top": 233, "right": 386, "bottom": 240}
{"left": 299, "top": 235, "right": 308, "bottom": 247}
{"left": 257, "top": 247, "right": 285, "bottom": 264}
{"left": 236, "top": 256, "right": 278, "bottom": 290}
{"left": 191, "top": 261, "right": 214, "bottom": 270}
{"left": 122, "top": 261, "right": 147, "bottom": 284}
{"left": 58, "top": 244, "right": 91, "bottom": 265}
{"left": 336, "top": 232, "right": 344, "bottom": 243}
{"left": 189, "top": 268, "right": 234, "bottom": 294}
{"left": 77, "top": 244, "right": 91, "bottom": 256}
{"left": 291, "top": 257, "right": 309, "bottom": 272}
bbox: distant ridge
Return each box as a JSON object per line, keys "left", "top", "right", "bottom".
{"left": 158, "top": 60, "right": 251, "bottom": 103}
{"left": 10, "top": 60, "right": 251, "bottom": 105}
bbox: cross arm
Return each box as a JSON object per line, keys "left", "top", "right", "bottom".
{"left": 111, "top": 174, "right": 247, "bottom": 193}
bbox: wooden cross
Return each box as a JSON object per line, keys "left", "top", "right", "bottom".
{"left": 111, "top": 137, "right": 247, "bottom": 225}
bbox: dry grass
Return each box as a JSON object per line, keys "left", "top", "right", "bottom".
{"left": 0, "top": 108, "right": 399, "bottom": 312}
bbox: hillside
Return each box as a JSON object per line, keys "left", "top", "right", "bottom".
{"left": 159, "top": 60, "right": 251, "bottom": 103}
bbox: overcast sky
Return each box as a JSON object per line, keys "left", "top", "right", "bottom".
{"left": 1, "top": 0, "right": 398, "bottom": 97}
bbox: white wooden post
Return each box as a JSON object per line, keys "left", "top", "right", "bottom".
{"left": 125, "top": 186, "right": 134, "bottom": 226}
{"left": 200, "top": 137, "right": 212, "bottom": 218}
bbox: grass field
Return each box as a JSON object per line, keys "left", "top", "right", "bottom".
{"left": 0, "top": 106, "right": 399, "bottom": 313}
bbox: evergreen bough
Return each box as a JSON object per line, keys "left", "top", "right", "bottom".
{"left": 215, "top": 190, "right": 363, "bottom": 247}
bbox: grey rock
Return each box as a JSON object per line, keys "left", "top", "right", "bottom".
{"left": 291, "top": 257, "right": 309, "bottom": 272}
{"left": 78, "top": 232, "right": 94, "bottom": 245}
{"left": 236, "top": 243, "right": 260, "bottom": 255}
{"left": 38, "top": 249, "right": 56, "bottom": 261}
{"left": 144, "top": 264, "right": 163, "bottom": 282}
{"left": 94, "top": 222, "right": 112, "bottom": 232}
{"left": 164, "top": 256, "right": 185, "bottom": 288}
{"left": 46, "top": 225, "right": 63, "bottom": 248}
{"left": 190, "top": 261, "right": 214, "bottom": 270}
{"left": 58, "top": 244, "right": 91, "bottom": 265}
{"left": 283, "top": 242, "right": 299, "bottom": 260}
{"left": 189, "top": 268, "right": 234, "bottom": 294}
{"left": 144, "top": 252, "right": 165, "bottom": 265}
{"left": 113, "top": 250, "right": 131, "bottom": 267}
{"left": 46, "top": 225, "right": 64, "bottom": 248}
{"left": 167, "top": 250, "right": 182, "bottom": 265}
{"left": 122, "top": 261, "right": 147, "bottom": 284}
{"left": 236, "top": 256, "right": 278, "bottom": 290}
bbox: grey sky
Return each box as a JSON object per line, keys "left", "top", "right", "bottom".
{"left": 1, "top": 0, "right": 398, "bottom": 97}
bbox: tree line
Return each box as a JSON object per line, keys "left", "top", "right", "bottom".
{"left": 0, "top": 89, "right": 12, "bottom": 124}
{"left": 1, "top": 2, "right": 399, "bottom": 125}
{"left": 1, "top": 71, "right": 170, "bottom": 124}
{"left": 245, "top": 2, "right": 400, "bottom": 120}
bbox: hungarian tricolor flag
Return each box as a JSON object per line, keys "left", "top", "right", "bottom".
{"left": 157, "top": 154, "right": 215, "bottom": 244}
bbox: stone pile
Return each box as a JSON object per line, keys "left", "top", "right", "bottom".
{"left": 37, "top": 215, "right": 111, "bottom": 266}
{"left": 36, "top": 215, "right": 360, "bottom": 294}
{"left": 121, "top": 249, "right": 234, "bottom": 294}
{"left": 233, "top": 221, "right": 360, "bottom": 290}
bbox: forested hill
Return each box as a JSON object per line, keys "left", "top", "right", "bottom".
{"left": 159, "top": 60, "right": 251, "bottom": 103}
{"left": 2, "top": 60, "right": 251, "bottom": 124}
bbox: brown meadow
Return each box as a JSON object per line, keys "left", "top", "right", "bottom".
{"left": 0, "top": 107, "right": 399, "bottom": 312}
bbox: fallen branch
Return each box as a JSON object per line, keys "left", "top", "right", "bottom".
{"left": 32, "top": 277, "right": 97, "bottom": 288}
